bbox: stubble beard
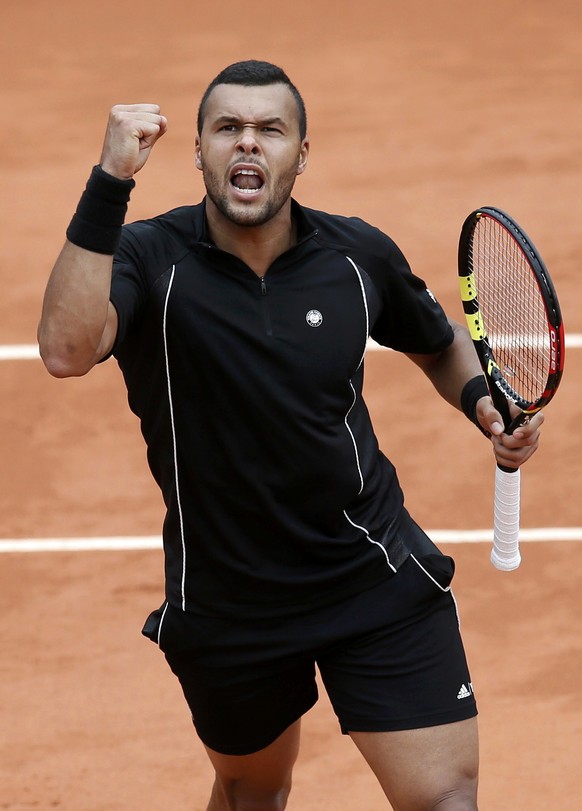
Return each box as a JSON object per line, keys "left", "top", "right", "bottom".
{"left": 202, "top": 164, "right": 298, "bottom": 228}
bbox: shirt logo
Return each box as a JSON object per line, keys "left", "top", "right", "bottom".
{"left": 306, "top": 309, "right": 323, "bottom": 328}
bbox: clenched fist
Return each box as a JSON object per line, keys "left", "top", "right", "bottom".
{"left": 99, "top": 104, "right": 168, "bottom": 180}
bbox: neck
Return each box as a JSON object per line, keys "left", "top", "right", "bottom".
{"left": 204, "top": 198, "right": 296, "bottom": 277}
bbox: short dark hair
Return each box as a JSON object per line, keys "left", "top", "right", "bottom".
{"left": 197, "top": 60, "right": 307, "bottom": 140}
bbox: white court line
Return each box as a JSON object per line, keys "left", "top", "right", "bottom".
{"left": 428, "top": 527, "right": 582, "bottom": 543}
{"left": 367, "top": 333, "right": 582, "bottom": 351}
{"left": 0, "top": 344, "right": 40, "bottom": 360}
{"left": 1, "top": 528, "right": 581, "bottom": 553}
{"left": 1, "top": 334, "right": 582, "bottom": 361}
{"left": 0, "top": 536, "right": 163, "bottom": 553}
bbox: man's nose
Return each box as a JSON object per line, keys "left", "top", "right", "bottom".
{"left": 236, "top": 127, "right": 260, "bottom": 153}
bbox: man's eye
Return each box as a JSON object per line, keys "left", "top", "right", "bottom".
{"left": 263, "top": 127, "right": 283, "bottom": 135}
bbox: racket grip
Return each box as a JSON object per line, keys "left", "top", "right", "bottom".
{"left": 491, "top": 466, "right": 522, "bottom": 571}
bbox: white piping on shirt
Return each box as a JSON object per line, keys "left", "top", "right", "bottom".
{"left": 342, "top": 256, "right": 370, "bottom": 496}
{"left": 344, "top": 381, "right": 364, "bottom": 494}
{"left": 346, "top": 256, "right": 369, "bottom": 372}
{"left": 162, "top": 265, "right": 187, "bottom": 611}
{"left": 344, "top": 511, "right": 398, "bottom": 574}
{"left": 342, "top": 256, "right": 398, "bottom": 572}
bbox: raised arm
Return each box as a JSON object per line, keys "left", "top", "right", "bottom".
{"left": 406, "top": 318, "right": 543, "bottom": 470}
{"left": 38, "top": 104, "right": 167, "bottom": 377}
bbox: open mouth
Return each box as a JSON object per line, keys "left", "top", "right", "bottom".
{"left": 230, "top": 167, "right": 265, "bottom": 195}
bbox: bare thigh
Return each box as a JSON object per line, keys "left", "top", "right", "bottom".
{"left": 351, "top": 717, "right": 479, "bottom": 811}
{"left": 204, "top": 719, "right": 302, "bottom": 811}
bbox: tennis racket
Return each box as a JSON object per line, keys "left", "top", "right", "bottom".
{"left": 458, "top": 207, "right": 565, "bottom": 570}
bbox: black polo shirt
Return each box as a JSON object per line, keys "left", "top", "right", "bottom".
{"left": 110, "top": 199, "right": 453, "bottom": 618}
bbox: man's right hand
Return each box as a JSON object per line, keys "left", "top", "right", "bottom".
{"left": 99, "top": 104, "right": 168, "bottom": 180}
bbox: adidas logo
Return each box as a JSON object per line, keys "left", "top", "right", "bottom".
{"left": 457, "top": 683, "right": 473, "bottom": 700}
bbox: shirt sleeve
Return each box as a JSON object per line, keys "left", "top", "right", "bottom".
{"left": 363, "top": 234, "right": 454, "bottom": 354}
{"left": 108, "top": 224, "right": 152, "bottom": 353}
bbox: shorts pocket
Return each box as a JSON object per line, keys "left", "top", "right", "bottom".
{"left": 410, "top": 552, "right": 455, "bottom": 592}
{"left": 141, "top": 601, "right": 169, "bottom": 647}
{"left": 397, "top": 509, "right": 455, "bottom": 592}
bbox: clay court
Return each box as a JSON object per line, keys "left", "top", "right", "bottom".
{"left": 2, "top": 0, "right": 582, "bottom": 808}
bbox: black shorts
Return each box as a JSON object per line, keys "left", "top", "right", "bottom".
{"left": 154, "top": 521, "right": 477, "bottom": 756}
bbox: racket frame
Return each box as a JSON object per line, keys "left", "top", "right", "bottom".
{"left": 458, "top": 206, "right": 565, "bottom": 432}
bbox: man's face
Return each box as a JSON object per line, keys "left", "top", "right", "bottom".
{"left": 195, "top": 83, "right": 309, "bottom": 228}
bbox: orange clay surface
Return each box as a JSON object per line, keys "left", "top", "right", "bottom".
{"left": 1, "top": 0, "right": 582, "bottom": 808}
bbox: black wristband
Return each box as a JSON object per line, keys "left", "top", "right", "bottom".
{"left": 66, "top": 165, "right": 135, "bottom": 255}
{"left": 461, "top": 375, "right": 490, "bottom": 436}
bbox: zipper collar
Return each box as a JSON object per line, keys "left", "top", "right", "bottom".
{"left": 194, "top": 197, "right": 319, "bottom": 251}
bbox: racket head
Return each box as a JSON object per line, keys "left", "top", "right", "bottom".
{"left": 458, "top": 206, "right": 565, "bottom": 424}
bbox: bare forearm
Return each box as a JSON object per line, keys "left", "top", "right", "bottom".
{"left": 408, "top": 318, "right": 543, "bottom": 467}
{"left": 38, "top": 241, "right": 115, "bottom": 377}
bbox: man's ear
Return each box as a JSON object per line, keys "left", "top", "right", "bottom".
{"left": 297, "top": 138, "right": 309, "bottom": 175}
{"left": 194, "top": 136, "right": 202, "bottom": 170}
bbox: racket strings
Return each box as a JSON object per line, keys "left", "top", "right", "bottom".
{"left": 469, "top": 219, "right": 550, "bottom": 403}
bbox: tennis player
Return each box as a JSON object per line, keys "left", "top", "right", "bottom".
{"left": 38, "top": 60, "right": 542, "bottom": 811}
